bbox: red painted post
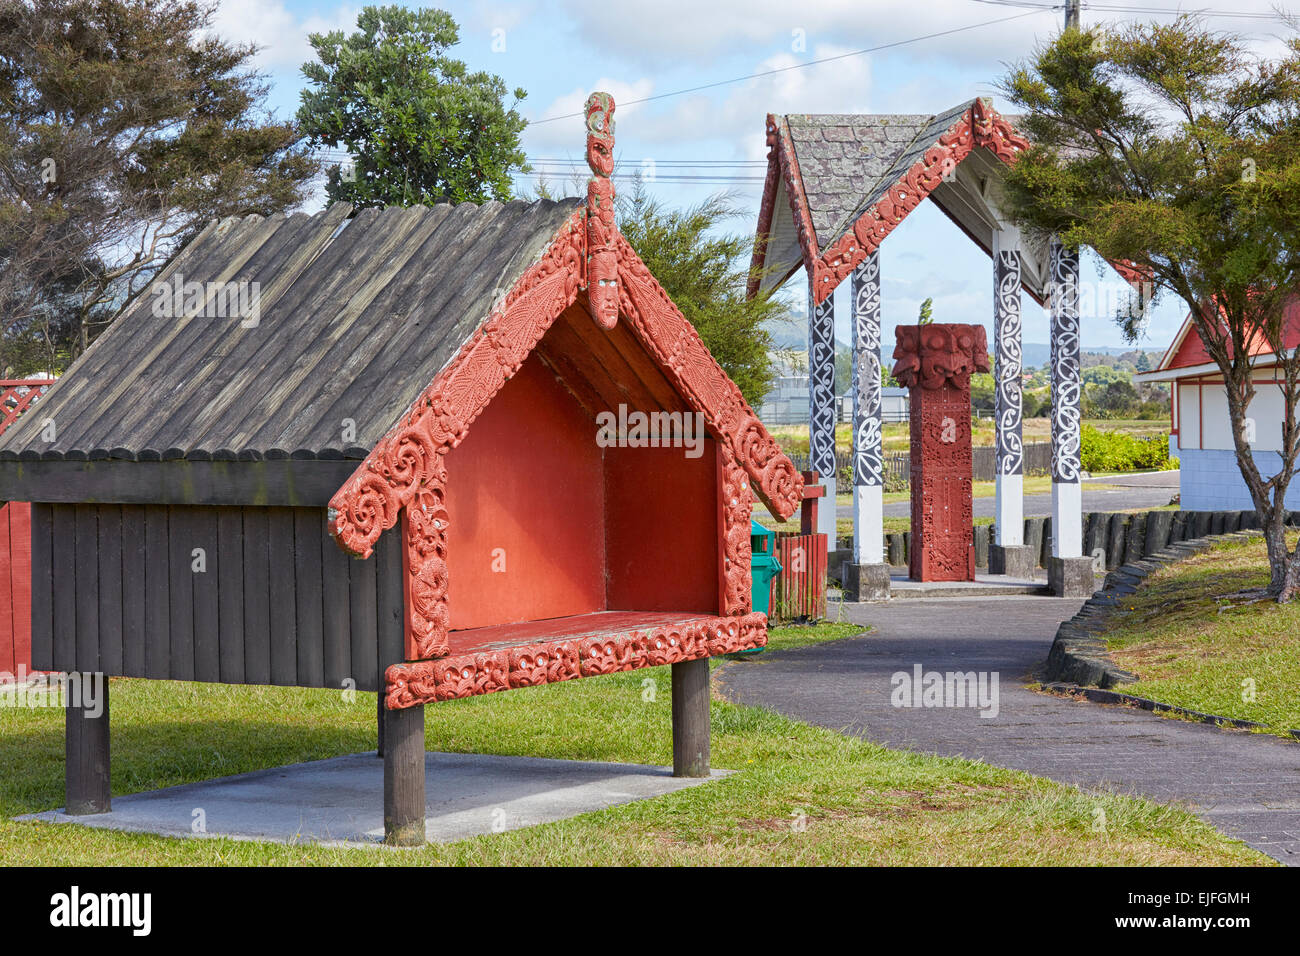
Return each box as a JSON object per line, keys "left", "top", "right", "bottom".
{"left": 892, "top": 325, "right": 989, "bottom": 582}
{"left": 0, "top": 379, "right": 52, "bottom": 680}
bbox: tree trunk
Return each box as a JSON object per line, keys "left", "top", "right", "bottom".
{"left": 1263, "top": 508, "right": 1290, "bottom": 598}
{"left": 1280, "top": 549, "right": 1300, "bottom": 604}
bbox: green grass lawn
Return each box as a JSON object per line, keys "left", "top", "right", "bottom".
{"left": 1102, "top": 534, "right": 1300, "bottom": 737}
{"left": 0, "top": 622, "right": 1267, "bottom": 865}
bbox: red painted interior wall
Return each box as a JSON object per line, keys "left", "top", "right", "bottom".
{"left": 605, "top": 441, "right": 718, "bottom": 613}
{"left": 445, "top": 355, "right": 605, "bottom": 634}
{"left": 444, "top": 354, "right": 721, "bottom": 636}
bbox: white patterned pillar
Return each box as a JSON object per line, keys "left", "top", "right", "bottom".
{"left": 993, "top": 228, "right": 1024, "bottom": 547}
{"left": 851, "top": 253, "right": 883, "bottom": 564}
{"left": 808, "top": 287, "right": 837, "bottom": 540}
{"left": 1049, "top": 239, "right": 1083, "bottom": 559}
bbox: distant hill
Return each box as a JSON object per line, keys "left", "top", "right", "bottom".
{"left": 768, "top": 329, "right": 1157, "bottom": 370}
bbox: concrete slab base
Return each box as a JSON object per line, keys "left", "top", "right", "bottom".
{"left": 988, "top": 543, "right": 1036, "bottom": 578}
{"left": 1048, "top": 556, "right": 1098, "bottom": 598}
{"left": 888, "top": 571, "right": 1051, "bottom": 598}
{"left": 19, "top": 751, "right": 729, "bottom": 849}
{"left": 841, "top": 562, "right": 892, "bottom": 601}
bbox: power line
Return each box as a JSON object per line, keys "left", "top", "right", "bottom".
{"left": 973, "top": 0, "right": 1296, "bottom": 21}
{"left": 526, "top": 9, "right": 1050, "bottom": 125}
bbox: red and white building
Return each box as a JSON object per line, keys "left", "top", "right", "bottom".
{"left": 1136, "top": 305, "right": 1300, "bottom": 510}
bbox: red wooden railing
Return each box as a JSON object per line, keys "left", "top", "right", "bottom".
{"left": 769, "top": 470, "right": 829, "bottom": 623}
{"left": 0, "top": 378, "right": 54, "bottom": 681}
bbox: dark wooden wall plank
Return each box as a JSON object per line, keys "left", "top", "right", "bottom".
{"left": 96, "top": 506, "right": 123, "bottom": 675}
{"left": 375, "top": 526, "right": 405, "bottom": 680}
{"left": 267, "top": 507, "right": 297, "bottom": 685}
{"left": 0, "top": 459, "right": 360, "bottom": 508}
{"left": 293, "top": 508, "right": 324, "bottom": 688}
{"left": 321, "top": 515, "right": 351, "bottom": 691}
{"left": 191, "top": 506, "right": 221, "bottom": 683}
{"left": 217, "top": 508, "right": 245, "bottom": 684}
{"left": 143, "top": 506, "right": 170, "bottom": 679}
{"left": 348, "top": 534, "right": 378, "bottom": 694}
{"left": 120, "top": 505, "right": 147, "bottom": 676}
{"left": 167, "top": 506, "right": 196, "bottom": 681}
{"left": 241, "top": 507, "right": 271, "bottom": 685}
{"left": 29, "top": 504, "right": 53, "bottom": 671}
{"left": 50, "top": 506, "right": 77, "bottom": 672}
{"left": 72, "top": 506, "right": 99, "bottom": 672}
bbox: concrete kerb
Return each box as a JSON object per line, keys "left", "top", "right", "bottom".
{"left": 1042, "top": 682, "right": 1300, "bottom": 740}
{"left": 1043, "top": 530, "right": 1264, "bottom": 688}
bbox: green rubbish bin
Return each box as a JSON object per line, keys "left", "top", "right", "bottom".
{"left": 749, "top": 519, "right": 782, "bottom": 618}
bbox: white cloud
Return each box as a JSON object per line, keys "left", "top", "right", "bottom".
{"left": 208, "top": 0, "right": 362, "bottom": 73}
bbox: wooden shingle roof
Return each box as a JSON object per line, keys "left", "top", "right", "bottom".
{"left": 749, "top": 99, "right": 1032, "bottom": 302}
{"left": 0, "top": 197, "right": 582, "bottom": 462}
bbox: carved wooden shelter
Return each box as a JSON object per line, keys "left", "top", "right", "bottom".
{"left": 0, "top": 92, "right": 802, "bottom": 845}
{"left": 748, "top": 98, "right": 1117, "bottom": 596}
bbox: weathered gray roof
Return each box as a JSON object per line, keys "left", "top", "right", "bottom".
{"left": 0, "top": 197, "right": 582, "bottom": 461}
{"left": 786, "top": 101, "right": 974, "bottom": 250}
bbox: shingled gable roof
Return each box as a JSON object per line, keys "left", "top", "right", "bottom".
{"left": 749, "top": 98, "right": 1036, "bottom": 303}
{"left": 0, "top": 197, "right": 583, "bottom": 462}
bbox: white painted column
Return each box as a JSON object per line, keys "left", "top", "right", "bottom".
{"left": 850, "top": 253, "right": 884, "bottom": 564}
{"left": 1049, "top": 239, "right": 1084, "bottom": 558}
{"left": 993, "top": 228, "right": 1024, "bottom": 547}
{"left": 808, "top": 286, "right": 838, "bottom": 540}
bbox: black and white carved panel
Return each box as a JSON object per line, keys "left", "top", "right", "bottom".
{"left": 994, "top": 248, "right": 1024, "bottom": 477}
{"left": 851, "top": 254, "right": 883, "bottom": 488}
{"left": 808, "top": 289, "right": 837, "bottom": 482}
{"left": 1049, "top": 241, "right": 1082, "bottom": 483}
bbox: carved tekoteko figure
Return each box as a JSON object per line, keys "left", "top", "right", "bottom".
{"left": 892, "top": 324, "right": 990, "bottom": 582}
{"left": 585, "top": 91, "right": 618, "bottom": 329}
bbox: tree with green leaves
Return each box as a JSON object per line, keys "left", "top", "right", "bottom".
{"left": 618, "top": 184, "right": 790, "bottom": 405}
{"left": 917, "top": 296, "right": 934, "bottom": 325}
{"left": 1000, "top": 16, "right": 1300, "bottom": 600}
{"left": 0, "top": 0, "right": 319, "bottom": 373}
{"left": 297, "top": 5, "right": 529, "bottom": 209}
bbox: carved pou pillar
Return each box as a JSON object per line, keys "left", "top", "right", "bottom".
{"left": 892, "top": 324, "right": 991, "bottom": 582}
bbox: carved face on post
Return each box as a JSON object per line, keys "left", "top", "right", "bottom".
{"left": 586, "top": 93, "right": 616, "bottom": 176}
{"left": 584, "top": 92, "right": 619, "bottom": 330}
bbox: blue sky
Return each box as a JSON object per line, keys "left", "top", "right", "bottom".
{"left": 211, "top": 0, "right": 1298, "bottom": 355}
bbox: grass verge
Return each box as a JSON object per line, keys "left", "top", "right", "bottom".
{"left": 0, "top": 623, "right": 1268, "bottom": 865}
{"left": 1101, "top": 534, "right": 1300, "bottom": 737}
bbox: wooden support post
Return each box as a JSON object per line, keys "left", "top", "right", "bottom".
{"left": 65, "top": 672, "right": 110, "bottom": 815}
{"left": 383, "top": 703, "right": 425, "bottom": 846}
{"left": 671, "top": 658, "right": 710, "bottom": 777}
{"left": 376, "top": 690, "right": 385, "bottom": 757}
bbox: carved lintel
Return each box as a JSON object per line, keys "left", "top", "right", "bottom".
{"left": 384, "top": 612, "right": 768, "bottom": 709}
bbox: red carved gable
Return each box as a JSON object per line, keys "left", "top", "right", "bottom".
{"left": 749, "top": 101, "right": 1029, "bottom": 304}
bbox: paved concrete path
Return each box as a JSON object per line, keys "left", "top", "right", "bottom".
{"left": 21, "top": 752, "right": 726, "bottom": 848}
{"left": 720, "top": 596, "right": 1300, "bottom": 864}
{"left": 837, "top": 471, "right": 1180, "bottom": 520}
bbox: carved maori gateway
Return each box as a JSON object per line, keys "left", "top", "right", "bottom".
{"left": 748, "top": 96, "right": 1142, "bottom": 595}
